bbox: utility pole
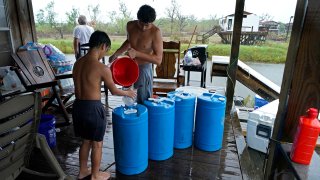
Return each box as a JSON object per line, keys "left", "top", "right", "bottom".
{"left": 286, "top": 16, "right": 294, "bottom": 41}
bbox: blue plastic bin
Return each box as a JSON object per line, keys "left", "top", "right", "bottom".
{"left": 254, "top": 95, "right": 268, "bottom": 109}
{"left": 38, "top": 114, "right": 56, "bottom": 148}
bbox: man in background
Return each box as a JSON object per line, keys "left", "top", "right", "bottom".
{"left": 73, "top": 15, "right": 94, "bottom": 59}
{"left": 109, "top": 4, "right": 163, "bottom": 104}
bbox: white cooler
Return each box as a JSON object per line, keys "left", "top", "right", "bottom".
{"left": 246, "top": 99, "right": 279, "bottom": 153}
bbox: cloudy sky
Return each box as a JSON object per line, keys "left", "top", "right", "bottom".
{"left": 32, "top": 0, "right": 297, "bottom": 23}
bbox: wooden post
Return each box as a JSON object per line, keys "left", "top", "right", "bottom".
{"left": 283, "top": 0, "right": 320, "bottom": 140}
{"left": 188, "top": 25, "right": 197, "bottom": 49}
{"left": 225, "top": 0, "right": 245, "bottom": 113}
{"left": 15, "top": 0, "right": 36, "bottom": 45}
{"left": 27, "top": 0, "right": 37, "bottom": 42}
{"left": 265, "top": 0, "right": 316, "bottom": 178}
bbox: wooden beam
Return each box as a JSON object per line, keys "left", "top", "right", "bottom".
{"left": 265, "top": 0, "right": 309, "bottom": 178}
{"left": 284, "top": 0, "right": 320, "bottom": 139}
{"left": 236, "top": 70, "right": 279, "bottom": 101}
{"left": 211, "top": 58, "right": 280, "bottom": 101}
{"left": 5, "top": 0, "right": 22, "bottom": 53}
{"left": 27, "top": 0, "right": 37, "bottom": 42}
{"left": 226, "top": 0, "right": 245, "bottom": 113}
{"left": 15, "top": 0, "right": 35, "bottom": 45}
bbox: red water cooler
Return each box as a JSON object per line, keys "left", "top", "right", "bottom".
{"left": 290, "top": 108, "right": 320, "bottom": 165}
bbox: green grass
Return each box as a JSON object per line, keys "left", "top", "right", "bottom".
{"left": 38, "top": 38, "right": 289, "bottom": 63}
{"left": 39, "top": 39, "right": 74, "bottom": 54}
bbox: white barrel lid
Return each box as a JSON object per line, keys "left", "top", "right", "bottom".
{"left": 176, "top": 86, "right": 208, "bottom": 97}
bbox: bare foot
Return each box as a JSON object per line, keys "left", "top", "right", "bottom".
{"left": 78, "top": 168, "right": 91, "bottom": 179}
{"left": 91, "top": 171, "right": 110, "bottom": 180}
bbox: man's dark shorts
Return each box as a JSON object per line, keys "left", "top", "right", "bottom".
{"left": 72, "top": 99, "right": 106, "bottom": 141}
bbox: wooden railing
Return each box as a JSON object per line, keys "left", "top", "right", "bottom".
{"left": 196, "top": 27, "right": 268, "bottom": 45}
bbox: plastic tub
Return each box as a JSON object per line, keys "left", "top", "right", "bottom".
{"left": 254, "top": 95, "right": 268, "bottom": 109}
{"left": 38, "top": 114, "right": 56, "bottom": 148}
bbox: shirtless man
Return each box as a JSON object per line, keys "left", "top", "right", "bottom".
{"left": 109, "top": 4, "right": 163, "bottom": 104}
{"left": 73, "top": 30, "right": 135, "bottom": 180}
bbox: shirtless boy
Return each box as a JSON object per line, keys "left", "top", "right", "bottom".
{"left": 109, "top": 4, "right": 163, "bottom": 104}
{"left": 72, "top": 30, "right": 135, "bottom": 180}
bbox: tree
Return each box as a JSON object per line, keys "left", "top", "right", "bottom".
{"left": 165, "top": 0, "right": 179, "bottom": 35}
{"left": 107, "top": 11, "right": 122, "bottom": 34}
{"left": 209, "top": 14, "right": 219, "bottom": 26}
{"left": 66, "top": 7, "right": 79, "bottom": 26}
{"left": 88, "top": 4, "right": 100, "bottom": 23}
{"left": 45, "top": 1, "right": 57, "bottom": 28}
{"left": 176, "top": 12, "right": 188, "bottom": 34}
{"left": 36, "top": 9, "right": 46, "bottom": 25}
{"left": 260, "top": 13, "right": 274, "bottom": 22}
{"left": 114, "top": 1, "right": 132, "bottom": 35}
{"left": 45, "top": 1, "right": 65, "bottom": 38}
{"left": 119, "top": 1, "right": 131, "bottom": 19}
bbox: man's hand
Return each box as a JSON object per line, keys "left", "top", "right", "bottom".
{"left": 127, "top": 48, "right": 137, "bottom": 59}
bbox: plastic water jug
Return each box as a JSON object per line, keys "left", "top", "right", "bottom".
{"left": 290, "top": 108, "right": 320, "bottom": 165}
{"left": 194, "top": 93, "right": 226, "bottom": 151}
{"left": 168, "top": 91, "right": 196, "bottom": 149}
{"left": 144, "top": 97, "right": 175, "bottom": 160}
{"left": 112, "top": 104, "right": 148, "bottom": 175}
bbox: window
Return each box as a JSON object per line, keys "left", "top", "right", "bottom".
{"left": 228, "top": 19, "right": 233, "bottom": 30}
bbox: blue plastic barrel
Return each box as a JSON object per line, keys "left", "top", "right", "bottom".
{"left": 144, "top": 98, "right": 175, "bottom": 160}
{"left": 112, "top": 104, "right": 148, "bottom": 175}
{"left": 194, "top": 93, "right": 226, "bottom": 151}
{"left": 38, "top": 114, "right": 56, "bottom": 148}
{"left": 168, "top": 91, "right": 196, "bottom": 149}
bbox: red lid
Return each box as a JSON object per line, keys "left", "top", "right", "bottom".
{"left": 110, "top": 56, "right": 139, "bottom": 87}
{"left": 307, "top": 108, "right": 319, "bottom": 119}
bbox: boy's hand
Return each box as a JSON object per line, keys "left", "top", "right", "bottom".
{"left": 126, "top": 89, "right": 136, "bottom": 99}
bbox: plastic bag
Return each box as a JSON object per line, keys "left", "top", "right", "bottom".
{"left": 18, "top": 41, "right": 42, "bottom": 51}
{"left": 43, "top": 44, "right": 66, "bottom": 62}
{"left": 183, "top": 49, "right": 201, "bottom": 66}
{"left": 42, "top": 44, "right": 73, "bottom": 74}
{"left": 0, "top": 66, "right": 25, "bottom": 92}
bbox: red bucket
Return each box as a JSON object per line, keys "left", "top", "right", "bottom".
{"left": 110, "top": 56, "right": 139, "bottom": 87}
